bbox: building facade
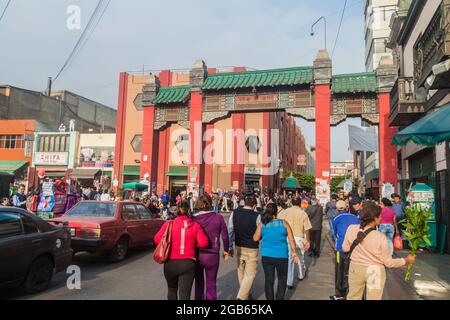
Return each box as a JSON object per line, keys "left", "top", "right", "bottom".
{"left": 388, "top": 0, "right": 450, "bottom": 253}
{"left": 365, "top": 0, "right": 398, "bottom": 71}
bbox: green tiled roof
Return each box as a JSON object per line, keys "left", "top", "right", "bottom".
{"left": 331, "top": 72, "right": 377, "bottom": 93}
{"left": 202, "top": 67, "right": 313, "bottom": 90}
{"left": 152, "top": 85, "right": 191, "bottom": 104}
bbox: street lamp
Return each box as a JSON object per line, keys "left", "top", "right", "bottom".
{"left": 311, "top": 16, "right": 327, "bottom": 50}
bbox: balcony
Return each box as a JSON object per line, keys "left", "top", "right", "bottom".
{"left": 389, "top": 77, "right": 425, "bottom": 126}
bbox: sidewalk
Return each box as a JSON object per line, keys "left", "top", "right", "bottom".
{"left": 322, "top": 216, "right": 450, "bottom": 300}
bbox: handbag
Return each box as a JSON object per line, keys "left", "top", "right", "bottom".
{"left": 153, "top": 221, "right": 173, "bottom": 264}
{"left": 393, "top": 233, "right": 403, "bottom": 251}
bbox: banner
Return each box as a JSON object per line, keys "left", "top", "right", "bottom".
{"left": 348, "top": 125, "right": 378, "bottom": 152}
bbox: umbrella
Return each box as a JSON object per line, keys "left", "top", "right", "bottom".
{"left": 122, "top": 182, "right": 149, "bottom": 191}
{"left": 392, "top": 104, "right": 450, "bottom": 146}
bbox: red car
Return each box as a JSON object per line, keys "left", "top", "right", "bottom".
{"left": 54, "top": 201, "right": 165, "bottom": 262}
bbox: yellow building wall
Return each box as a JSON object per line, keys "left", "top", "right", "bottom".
{"left": 123, "top": 75, "right": 148, "bottom": 166}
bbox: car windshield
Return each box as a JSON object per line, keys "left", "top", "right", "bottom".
{"left": 66, "top": 202, "right": 117, "bottom": 217}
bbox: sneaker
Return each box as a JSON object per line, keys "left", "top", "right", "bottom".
{"left": 329, "top": 295, "right": 345, "bottom": 300}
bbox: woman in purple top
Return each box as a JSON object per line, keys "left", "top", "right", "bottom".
{"left": 379, "top": 198, "right": 399, "bottom": 255}
{"left": 191, "top": 194, "right": 230, "bottom": 300}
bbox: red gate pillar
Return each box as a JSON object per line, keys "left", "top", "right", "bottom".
{"left": 187, "top": 60, "right": 208, "bottom": 196}
{"left": 313, "top": 50, "right": 332, "bottom": 200}
{"left": 156, "top": 70, "right": 172, "bottom": 196}
{"left": 140, "top": 75, "right": 160, "bottom": 192}
{"left": 376, "top": 59, "right": 399, "bottom": 193}
{"left": 113, "top": 72, "right": 129, "bottom": 192}
{"left": 231, "top": 113, "right": 246, "bottom": 192}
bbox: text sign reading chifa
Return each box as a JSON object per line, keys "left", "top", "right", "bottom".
{"left": 35, "top": 152, "right": 69, "bottom": 166}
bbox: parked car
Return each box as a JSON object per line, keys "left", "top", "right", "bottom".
{"left": 0, "top": 207, "right": 73, "bottom": 294}
{"left": 54, "top": 201, "right": 165, "bottom": 262}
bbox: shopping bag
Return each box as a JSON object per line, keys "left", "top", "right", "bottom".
{"left": 393, "top": 233, "right": 403, "bottom": 251}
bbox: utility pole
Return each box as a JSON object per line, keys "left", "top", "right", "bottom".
{"left": 47, "top": 77, "right": 53, "bottom": 96}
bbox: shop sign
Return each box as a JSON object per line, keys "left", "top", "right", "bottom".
{"left": 245, "top": 167, "right": 262, "bottom": 175}
{"left": 35, "top": 152, "right": 68, "bottom": 166}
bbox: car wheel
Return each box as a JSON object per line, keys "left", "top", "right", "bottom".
{"left": 108, "top": 237, "right": 129, "bottom": 262}
{"left": 23, "top": 256, "right": 54, "bottom": 294}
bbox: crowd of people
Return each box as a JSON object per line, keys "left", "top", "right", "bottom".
{"left": 152, "top": 189, "right": 415, "bottom": 301}
{"left": 2, "top": 181, "right": 416, "bottom": 301}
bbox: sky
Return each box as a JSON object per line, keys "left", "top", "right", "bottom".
{"left": 0, "top": 0, "right": 367, "bottom": 162}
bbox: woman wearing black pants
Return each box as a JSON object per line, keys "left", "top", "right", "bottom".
{"left": 154, "top": 201, "right": 209, "bottom": 300}
{"left": 253, "top": 203, "right": 299, "bottom": 300}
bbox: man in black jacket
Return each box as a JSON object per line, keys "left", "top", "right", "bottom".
{"left": 306, "top": 199, "right": 324, "bottom": 257}
{"left": 228, "top": 194, "right": 260, "bottom": 300}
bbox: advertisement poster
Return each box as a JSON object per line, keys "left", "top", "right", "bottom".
{"left": 409, "top": 183, "right": 435, "bottom": 219}
{"left": 42, "top": 181, "right": 54, "bottom": 196}
{"left": 343, "top": 180, "right": 353, "bottom": 195}
{"left": 315, "top": 178, "right": 330, "bottom": 206}
{"left": 381, "top": 182, "right": 395, "bottom": 199}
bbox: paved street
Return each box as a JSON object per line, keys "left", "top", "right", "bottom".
{"left": 2, "top": 215, "right": 448, "bottom": 301}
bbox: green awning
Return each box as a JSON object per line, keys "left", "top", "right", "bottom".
{"left": 365, "top": 169, "right": 379, "bottom": 182}
{"left": 282, "top": 175, "right": 301, "bottom": 190}
{"left": 122, "top": 182, "right": 149, "bottom": 191}
{"left": 202, "top": 67, "right": 313, "bottom": 90}
{"left": 0, "top": 160, "right": 28, "bottom": 176}
{"left": 122, "top": 165, "right": 140, "bottom": 176}
{"left": 166, "top": 166, "right": 188, "bottom": 177}
{"left": 392, "top": 104, "right": 450, "bottom": 146}
{"left": 331, "top": 72, "right": 377, "bottom": 93}
{"left": 152, "top": 85, "right": 191, "bottom": 104}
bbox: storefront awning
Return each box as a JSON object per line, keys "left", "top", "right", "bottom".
{"left": 166, "top": 166, "right": 188, "bottom": 177}
{"left": 71, "top": 169, "right": 102, "bottom": 179}
{"left": 392, "top": 104, "right": 450, "bottom": 146}
{"left": 365, "top": 169, "right": 379, "bottom": 182}
{"left": 0, "top": 160, "right": 28, "bottom": 176}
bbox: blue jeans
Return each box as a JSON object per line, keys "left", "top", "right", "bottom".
{"left": 379, "top": 224, "right": 395, "bottom": 255}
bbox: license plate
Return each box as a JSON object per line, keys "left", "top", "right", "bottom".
{"left": 70, "top": 228, "right": 76, "bottom": 237}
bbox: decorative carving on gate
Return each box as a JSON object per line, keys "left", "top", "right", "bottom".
{"left": 154, "top": 105, "right": 190, "bottom": 130}
{"left": 330, "top": 115, "right": 347, "bottom": 126}
{"left": 361, "top": 113, "right": 380, "bottom": 125}
{"left": 285, "top": 107, "right": 316, "bottom": 120}
{"left": 202, "top": 111, "right": 230, "bottom": 123}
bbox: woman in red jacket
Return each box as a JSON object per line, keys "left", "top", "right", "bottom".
{"left": 154, "top": 200, "right": 209, "bottom": 300}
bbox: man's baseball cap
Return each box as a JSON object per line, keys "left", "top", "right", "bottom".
{"left": 336, "top": 200, "right": 347, "bottom": 211}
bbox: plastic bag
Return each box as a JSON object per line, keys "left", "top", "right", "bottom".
{"left": 394, "top": 233, "right": 403, "bottom": 250}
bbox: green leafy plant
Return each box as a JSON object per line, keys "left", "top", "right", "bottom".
{"left": 400, "top": 204, "right": 432, "bottom": 281}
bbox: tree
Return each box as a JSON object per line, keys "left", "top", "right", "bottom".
{"left": 283, "top": 172, "right": 315, "bottom": 192}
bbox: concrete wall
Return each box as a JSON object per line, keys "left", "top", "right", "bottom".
{"left": 0, "top": 86, "right": 117, "bottom": 134}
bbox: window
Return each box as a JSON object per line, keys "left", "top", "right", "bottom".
{"left": 246, "top": 136, "right": 261, "bottom": 154}
{"left": 38, "top": 135, "right": 69, "bottom": 152}
{"left": 136, "top": 205, "right": 151, "bottom": 220}
{"left": 0, "top": 213, "right": 23, "bottom": 239}
{"left": 0, "top": 135, "right": 25, "bottom": 149}
{"left": 122, "top": 205, "right": 139, "bottom": 221}
{"left": 175, "top": 134, "right": 190, "bottom": 153}
{"left": 21, "top": 215, "right": 39, "bottom": 234}
{"left": 131, "top": 135, "right": 143, "bottom": 153}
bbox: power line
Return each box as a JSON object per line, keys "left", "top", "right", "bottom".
{"left": 54, "top": 0, "right": 109, "bottom": 82}
{"left": 64, "top": 0, "right": 112, "bottom": 73}
{"left": 0, "top": 0, "right": 12, "bottom": 23}
{"left": 332, "top": 0, "right": 348, "bottom": 58}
